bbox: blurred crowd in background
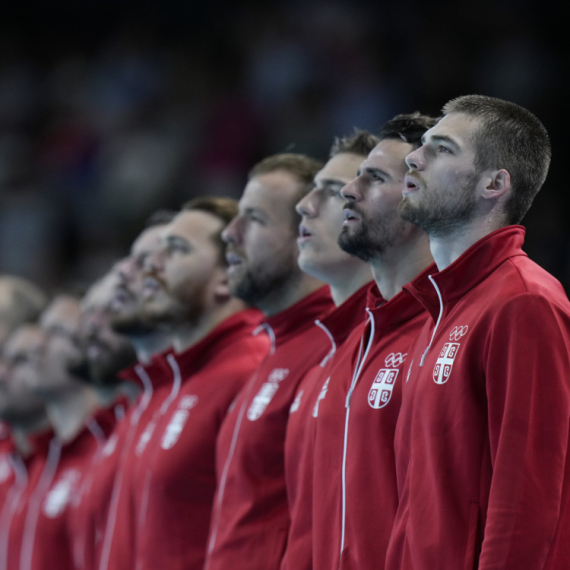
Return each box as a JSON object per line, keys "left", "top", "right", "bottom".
{"left": 0, "top": 0, "right": 567, "bottom": 291}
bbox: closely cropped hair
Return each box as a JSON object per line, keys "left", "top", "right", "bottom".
{"left": 0, "top": 276, "right": 48, "bottom": 330}
{"left": 443, "top": 95, "right": 551, "bottom": 224}
{"left": 248, "top": 153, "right": 324, "bottom": 229}
{"left": 330, "top": 130, "right": 380, "bottom": 158}
{"left": 378, "top": 112, "right": 439, "bottom": 148}
{"left": 182, "top": 197, "right": 239, "bottom": 264}
{"left": 248, "top": 153, "right": 323, "bottom": 188}
{"left": 144, "top": 209, "right": 177, "bottom": 228}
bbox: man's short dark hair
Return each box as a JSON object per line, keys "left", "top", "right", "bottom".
{"left": 248, "top": 153, "right": 324, "bottom": 230}
{"left": 378, "top": 112, "right": 439, "bottom": 149}
{"left": 330, "top": 130, "right": 380, "bottom": 158}
{"left": 443, "top": 95, "right": 551, "bottom": 225}
{"left": 182, "top": 197, "right": 239, "bottom": 265}
{"left": 144, "top": 209, "right": 177, "bottom": 228}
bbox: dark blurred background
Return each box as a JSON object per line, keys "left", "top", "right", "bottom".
{"left": 1, "top": 0, "right": 568, "bottom": 292}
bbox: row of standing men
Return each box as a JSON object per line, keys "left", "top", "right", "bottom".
{"left": 1, "top": 94, "right": 570, "bottom": 570}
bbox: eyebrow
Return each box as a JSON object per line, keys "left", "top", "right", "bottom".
{"left": 422, "top": 134, "right": 460, "bottom": 151}
{"left": 363, "top": 166, "right": 392, "bottom": 181}
{"left": 317, "top": 179, "right": 345, "bottom": 190}
{"left": 242, "top": 206, "right": 268, "bottom": 219}
{"left": 165, "top": 235, "right": 190, "bottom": 248}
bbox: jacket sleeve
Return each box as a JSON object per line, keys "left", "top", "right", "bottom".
{"left": 479, "top": 293, "right": 570, "bottom": 569}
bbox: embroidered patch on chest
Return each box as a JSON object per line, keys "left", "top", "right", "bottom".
{"left": 368, "top": 353, "right": 406, "bottom": 409}
{"left": 247, "top": 368, "right": 289, "bottom": 421}
{"left": 43, "top": 469, "right": 81, "bottom": 518}
{"left": 432, "top": 325, "right": 468, "bottom": 384}
{"left": 161, "top": 395, "right": 199, "bottom": 450}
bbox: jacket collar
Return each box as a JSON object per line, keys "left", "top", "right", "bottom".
{"left": 316, "top": 282, "right": 370, "bottom": 346}
{"left": 261, "top": 286, "right": 334, "bottom": 349}
{"left": 367, "top": 263, "right": 435, "bottom": 336}
{"left": 404, "top": 225, "right": 527, "bottom": 321}
{"left": 173, "top": 309, "right": 264, "bottom": 379}
{"left": 118, "top": 348, "right": 175, "bottom": 390}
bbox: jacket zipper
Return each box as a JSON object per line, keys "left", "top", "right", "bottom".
{"left": 339, "top": 309, "right": 375, "bottom": 568}
{"left": 420, "top": 275, "right": 444, "bottom": 366}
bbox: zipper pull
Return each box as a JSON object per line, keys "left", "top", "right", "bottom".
{"left": 420, "top": 347, "right": 429, "bottom": 367}
{"left": 345, "top": 389, "right": 353, "bottom": 408}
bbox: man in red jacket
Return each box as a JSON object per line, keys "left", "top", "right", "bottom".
{"left": 204, "top": 153, "right": 335, "bottom": 570}
{"left": 0, "top": 324, "right": 52, "bottom": 570}
{"left": 121, "top": 197, "right": 269, "bottom": 570}
{"left": 306, "top": 113, "right": 436, "bottom": 570}
{"left": 281, "top": 130, "right": 378, "bottom": 570}
{"left": 386, "top": 95, "right": 570, "bottom": 569}
{"left": 96, "top": 212, "right": 180, "bottom": 570}
{"left": 66, "top": 270, "right": 139, "bottom": 570}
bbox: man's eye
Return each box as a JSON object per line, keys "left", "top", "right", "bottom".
{"left": 168, "top": 243, "right": 189, "bottom": 254}
{"left": 372, "top": 173, "right": 385, "bottom": 182}
{"left": 438, "top": 146, "right": 451, "bottom": 154}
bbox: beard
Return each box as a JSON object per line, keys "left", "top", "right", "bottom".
{"left": 398, "top": 173, "right": 479, "bottom": 238}
{"left": 141, "top": 284, "right": 209, "bottom": 329}
{"left": 68, "top": 342, "right": 136, "bottom": 386}
{"left": 338, "top": 206, "right": 408, "bottom": 262}
{"left": 110, "top": 311, "right": 156, "bottom": 337}
{"left": 229, "top": 262, "right": 299, "bottom": 309}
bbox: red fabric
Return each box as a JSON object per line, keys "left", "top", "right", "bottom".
{"left": 281, "top": 284, "right": 369, "bottom": 570}
{"left": 205, "top": 287, "right": 335, "bottom": 570}
{"left": 386, "top": 226, "right": 570, "bottom": 570}
{"left": 3, "top": 429, "right": 53, "bottom": 570}
{"left": 23, "top": 408, "right": 117, "bottom": 570}
{"left": 134, "top": 309, "right": 269, "bottom": 570}
{"left": 97, "top": 351, "right": 178, "bottom": 570}
{"left": 310, "top": 273, "right": 431, "bottom": 570}
{"left": 0, "top": 436, "right": 15, "bottom": 515}
{"left": 67, "top": 398, "right": 131, "bottom": 570}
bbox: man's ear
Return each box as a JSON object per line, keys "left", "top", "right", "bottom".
{"left": 481, "top": 169, "right": 511, "bottom": 201}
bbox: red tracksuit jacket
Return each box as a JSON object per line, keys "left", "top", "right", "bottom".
{"left": 3, "top": 429, "right": 53, "bottom": 570}
{"left": 67, "top": 398, "right": 129, "bottom": 570}
{"left": 281, "top": 284, "right": 369, "bottom": 570}
{"left": 97, "top": 351, "right": 179, "bottom": 570}
{"left": 311, "top": 275, "right": 431, "bottom": 570}
{"left": 134, "top": 309, "right": 269, "bottom": 570}
{"left": 386, "top": 226, "right": 570, "bottom": 570}
{"left": 0, "top": 433, "right": 15, "bottom": 515}
{"left": 205, "top": 287, "right": 334, "bottom": 570}
{"left": 23, "top": 408, "right": 117, "bottom": 570}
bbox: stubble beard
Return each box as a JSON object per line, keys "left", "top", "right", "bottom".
{"left": 338, "top": 213, "right": 406, "bottom": 262}
{"left": 398, "top": 174, "right": 479, "bottom": 238}
{"left": 229, "top": 263, "right": 298, "bottom": 309}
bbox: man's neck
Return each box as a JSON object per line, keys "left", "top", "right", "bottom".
{"left": 171, "top": 298, "right": 246, "bottom": 354}
{"left": 45, "top": 384, "right": 100, "bottom": 444}
{"left": 371, "top": 232, "right": 434, "bottom": 301}
{"left": 11, "top": 413, "right": 51, "bottom": 457}
{"left": 260, "top": 273, "right": 324, "bottom": 318}
{"left": 129, "top": 331, "right": 172, "bottom": 365}
{"left": 429, "top": 218, "right": 503, "bottom": 271}
{"left": 328, "top": 264, "right": 373, "bottom": 307}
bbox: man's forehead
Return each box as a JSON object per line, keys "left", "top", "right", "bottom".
{"left": 131, "top": 226, "right": 164, "bottom": 256}
{"left": 161, "top": 209, "right": 222, "bottom": 244}
{"left": 424, "top": 112, "right": 480, "bottom": 145}
{"left": 241, "top": 173, "right": 299, "bottom": 215}
{"left": 364, "top": 139, "right": 414, "bottom": 170}
{"left": 82, "top": 276, "right": 117, "bottom": 313}
{"left": 41, "top": 297, "right": 81, "bottom": 328}
{"left": 6, "top": 326, "right": 45, "bottom": 354}
{"left": 315, "top": 153, "right": 364, "bottom": 185}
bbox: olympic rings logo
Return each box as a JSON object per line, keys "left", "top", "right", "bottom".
{"left": 385, "top": 352, "right": 407, "bottom": 368}
{"left": 449, "top": 325, "right": 469, "bottom": 341}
